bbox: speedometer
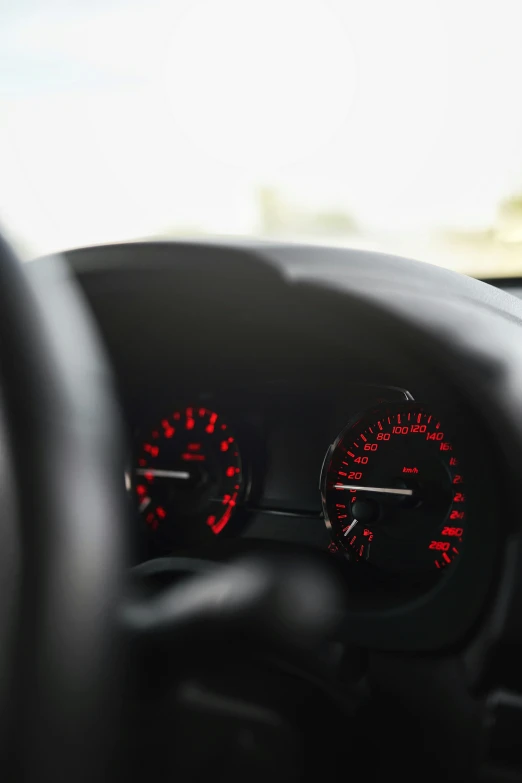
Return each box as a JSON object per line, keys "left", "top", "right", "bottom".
{"left": 321, "top": 403, "right": 466, "bottom": 575}
{"left": 135, "top": 406, "right": 244, "bottom": 556}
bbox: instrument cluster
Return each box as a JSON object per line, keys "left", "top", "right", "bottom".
{"left": 130, "top": 386, "right": 471, "bottom": 594}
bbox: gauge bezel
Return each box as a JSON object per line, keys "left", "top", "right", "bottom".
{"left": 321, "top": 400, "right": 471, "bottom": 584}
{"left": 129, "top": 402, "right": 257, "bottom": 561}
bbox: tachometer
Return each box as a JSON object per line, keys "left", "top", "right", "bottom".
{"left": 135, "top": 406, "right": 244, "bottom": 554}
{"left": 321, "top": 403, "right": 466, "bottom": 574}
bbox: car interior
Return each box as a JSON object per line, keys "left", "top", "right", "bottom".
{"left": 3, "top": 1, "right": 522, "bottom": 780}
{"left": 1, "top": 236, "right": 522, "bottom": 781}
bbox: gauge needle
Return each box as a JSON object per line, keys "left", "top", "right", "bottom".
{"left": 135, "top": 468, "right": 191, "bottom": 480}
{"left": 334, "top": 484, "right": 414, "bottom": 496}
{"left": 343, "top": 518, "right": 358, "bottom": 536}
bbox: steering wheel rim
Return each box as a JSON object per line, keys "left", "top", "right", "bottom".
{"left": 0, "top": 235, "right": 126, "bottom": 780}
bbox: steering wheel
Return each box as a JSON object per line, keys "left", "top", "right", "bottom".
{"left": 0, "top": 236, "right": 127, "bottom": 780}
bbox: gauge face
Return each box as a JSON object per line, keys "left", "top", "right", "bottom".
{"left": 321, "top": 403, "right": 466, "bottom": 574}
{"left": 135, "top": 407, "right": 243, "bottom": 553}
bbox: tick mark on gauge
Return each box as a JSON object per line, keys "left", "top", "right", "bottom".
{"left": 139, "top": 497, "right": 151, "bottom": 513}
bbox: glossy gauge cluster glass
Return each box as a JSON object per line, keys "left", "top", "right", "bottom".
{"left": 321, "top": 403, "right": 466, "bottom": 575}
{"left": 135, "top": 406, "right": 243, "bottom": 554}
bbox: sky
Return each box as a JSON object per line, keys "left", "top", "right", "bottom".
{"left": 1, "top": 0, "right": 522, "bottom": 263}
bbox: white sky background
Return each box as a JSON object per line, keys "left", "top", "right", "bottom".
{"left": 1, "top": 0, "right": 522, "bottom": 261}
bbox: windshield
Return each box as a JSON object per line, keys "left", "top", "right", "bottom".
{"left": 2, "top": 0, "right": 522, "bottom": 277}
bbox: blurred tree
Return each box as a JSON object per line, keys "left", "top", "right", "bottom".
{"left": 258, "top": 187, "right": 287, "bottom": 234}
{"left": 310, "top": 209, "right": 357, "bottom": 236}
{"left": 496, "top": 193, "right": 522, "bottom": 244}
{"left": 499, "top": 194, "right": 522, "bottom": 221}
{"left": 257, "top": 186, "right": 357, "bottom": 237}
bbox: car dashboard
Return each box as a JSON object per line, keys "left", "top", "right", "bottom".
{"left": 53, "top": 238, "right": 522, "bottom": 653}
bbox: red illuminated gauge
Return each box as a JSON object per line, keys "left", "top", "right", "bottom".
{"left": 321, "top": 403, "right": 466, "bottom": 574}
{"left": 135, "top": 407, "right": 243, "bottom": 554}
